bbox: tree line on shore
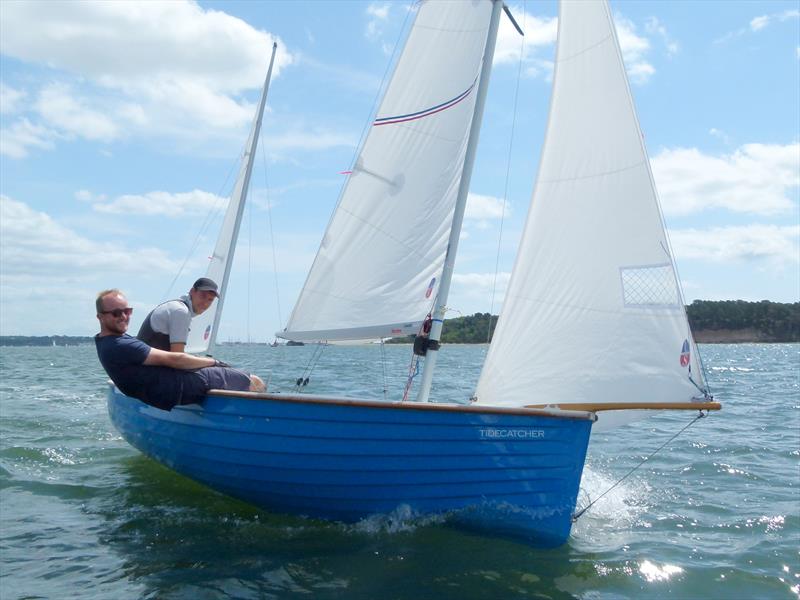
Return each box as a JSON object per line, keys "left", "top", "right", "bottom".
{"left": 408, "top": 300, "right": 800, "bottom": 344}
{"left": 2, "top": 300, "right": 797, "bottom": 346}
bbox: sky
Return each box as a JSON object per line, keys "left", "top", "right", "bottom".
{"left": 1, "top": 0, "right": 798, "bottom": 341}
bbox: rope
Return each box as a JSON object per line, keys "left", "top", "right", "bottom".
{"left": 247, "top": 172, "right": 252, "bottom": 344}
{"left": 572, "top": 411, "right": 708, "bottom": 522}
{"left": 688, "top": 374, "right": 711, "bottom": 398}
{"left": 380, "top": 339, "right": 388, "bottom": 400}
{"left": 293, "top": 343, "right": 327, "bottom": 391}
{"left": 262, "top": 149, "right": 283, "bottom": 335}
{"left": 161, "top": 146, "right": 240, "bottom": 302}
{"left": 402, "top": 356, "right": 421, "bottom": 402}
{"left": 486, "top": 2, "right": 526, "bottom": 344}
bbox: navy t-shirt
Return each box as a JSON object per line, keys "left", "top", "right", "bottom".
{"left": 95, "top": 334, "right": 206, "bottom": 410}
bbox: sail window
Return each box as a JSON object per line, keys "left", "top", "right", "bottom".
{"left": 620, "top": 264, "right": 680, "bottom": 308}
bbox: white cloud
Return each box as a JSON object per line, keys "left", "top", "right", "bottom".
{"left": 669, "top": 225, "right": 799, "bottom": 265}
{"left": 494, "top": 9, "right": 662, "bottom": 84}
{"left": 0, "top": 118, "right": 57, "bottom": 158}
{"left": 614, "top": 14, "right": 654, "bottom": 84}
{"left": 750, "top": 15, "right": 770, "bottom": 32}
{"left": 0, "top": 83, "right": 26, "bottom": 114}
{"left": 0, "top": 195, "right": 178, "bottom": 277}
{"left": 75, "top": 190, "right": 107, "bottom": 203}
{"left": 453, "top": 271, "right": 511, "bottom": 290}
{"left": 717, "top": 8, "right": 799, "bottom": 43}
{"left": 35, "top": 83, "right": 119, "bottom": 142}
{"left": 494, "top": 10, "right": 557, "bottom": 67}
{"left": 652, "top": 143, "right": 800, "bottom": 216}
{"left": 465, "top": 193, "right": 510, "bottom": 220}
{"left": 709, "top": 128, "right": 731, "bottom": 144}
{"left": 367, "top": 3, "right": 391, "bottom": 21}
{"left": 645, "top": 17, "right": 679, "bottom": 57}
{"left": 268, "top": 129, "right": 357, "bottom": 152}
{"left": 0, "top": 195, "right": 190, "bottom": 335}
{"left": 751, "top": 9, "right": 800, "bottom": 32}
{"left": 0, "top": 1, "right": 290, "bottom": 92}
{"left": 451, "top": 271, "right": 512, "bottom": 313}
{"left": 366, "top": 2, "right": 392, "bottom": 44}
{"left": 0, "top": 0, "right": 294, "bottom": 153}
{"left": 92, "top": 190, "right": 227, "bottom": 217}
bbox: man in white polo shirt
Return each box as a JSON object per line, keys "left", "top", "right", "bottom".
{"left": 136, "top": 277, "right": 219, "bottom": 352}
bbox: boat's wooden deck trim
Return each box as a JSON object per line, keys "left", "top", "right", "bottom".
{"left": 525, "top": 401, "right": 721, "bottom": 412}
{"left": 205, "top": 389, "right": 596, "bottom": 421}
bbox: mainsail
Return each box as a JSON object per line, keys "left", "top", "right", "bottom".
{"left": 186, "top": 43, "right": 278, "bottom": 354}
{"left": 279, "top": 1, "right": 495, "bottom": 342}
{"left": 475, "top": 0, "right": 707, "bottom": 413}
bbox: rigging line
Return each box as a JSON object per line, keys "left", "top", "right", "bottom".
{"left": 294, "top": 342, "right": 327, "bottom": 391}
{"left": 486, "top": 0, "right": 526, "bottom": 344}
{"left": 247, "top": 178, "right": 252, "bottom": 344}
{"left": 402, "top": 356, "right": 421, "bottom": 402}
{"left": 380, "top": 339, "right": 388, "bottom": 401}
{"left": 572, "top": 411, "right": 708, "bottom": 522}
{"left": 262, "top": 144, "right": 283, "bottom": 332}
{"left": 160, "top": 147, "right": 241, "bottom": 302}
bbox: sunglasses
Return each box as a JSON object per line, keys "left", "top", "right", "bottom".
{"left": 101, "top": 307, "right": 133, "bottom": 318}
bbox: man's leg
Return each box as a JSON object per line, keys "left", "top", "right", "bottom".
{"left": 198, "top": 366, "right": 262, "bottom": 393}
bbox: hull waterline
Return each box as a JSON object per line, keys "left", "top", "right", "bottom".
{"left": 108, "top": 386, "right": 594, "bottom": 547}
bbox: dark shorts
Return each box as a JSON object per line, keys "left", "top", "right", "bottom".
{"left": 179, "top": 366, "right": 251, "bottom": 405}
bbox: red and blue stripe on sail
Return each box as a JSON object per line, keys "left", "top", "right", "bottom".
{"left": 373, "top": 78, "right": 477, "bottom": 127}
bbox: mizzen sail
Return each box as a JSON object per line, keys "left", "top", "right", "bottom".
{"left": 475, "top": 0, "right": 707, "bottom": 414}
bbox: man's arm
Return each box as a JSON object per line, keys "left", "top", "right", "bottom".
{"left": 169, "top": 342, "right": 186, "bottom": 353}
{"left": 143, "top": 347, "right": 215, "bottom": 370}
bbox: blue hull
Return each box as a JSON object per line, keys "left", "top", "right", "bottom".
{"left": 107, "top": 387, "right": 593, "bottom": 547}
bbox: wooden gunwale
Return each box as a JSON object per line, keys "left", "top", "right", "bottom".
{"left": 525, "top": 401, "right": 721, "bottom": 412}
{"left": 206, "top": 389, "right": 596, "bottom": 421}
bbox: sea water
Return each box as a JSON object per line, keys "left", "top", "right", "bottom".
{"left": 1, "top": 343, "right": 797, "bottom": 599}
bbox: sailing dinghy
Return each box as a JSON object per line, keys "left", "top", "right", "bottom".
{"left": 107, "top": 0, "right": 719, "bottom": 547}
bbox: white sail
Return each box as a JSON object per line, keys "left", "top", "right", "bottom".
{"left": 279, "top": 1, "right": 495, "bottom": 342}
{"left": 475, "top": 0, "right": 707, "bottom": 415}
{"left": 186, "top": 43, "right": 278, "bottom": 355}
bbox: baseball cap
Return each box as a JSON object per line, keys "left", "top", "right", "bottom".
{"left": 193, "top": 277, "right": 220, "bottom": 297}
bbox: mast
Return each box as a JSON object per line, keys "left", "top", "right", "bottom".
{"left": 204, "top": 42, "right": 278, "bottom": 354}
{"left": 415, "top": 1, "right": 503, "bottom": 402}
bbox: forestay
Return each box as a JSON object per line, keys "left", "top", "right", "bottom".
{"left": 279, "top": 1, "right": 494, "bottom": 342}
{"left": 475, "top": 1, "right": 707, "bottom": 414}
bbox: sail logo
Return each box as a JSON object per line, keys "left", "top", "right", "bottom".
{"left": 425, "top": 277, "right": 436, "bottom": 299}
{"left": 204, "top": 325, "right": 211, "bottom": 341}
{"left": 680, "top": 339, "right": 690, "bottom": 367}
{"left": 480, "top": 428, "right": 544, "bottom": 440}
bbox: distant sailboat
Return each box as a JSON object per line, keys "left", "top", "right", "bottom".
{"left": 107, "top": 1, "right": 719, "bottom": 547}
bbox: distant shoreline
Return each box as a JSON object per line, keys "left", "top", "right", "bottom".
{"left": 692, "top": 328, "right": 781, "bottom": 344}
{"left": 0, "top": 331, "right": 796, "bottom": 347}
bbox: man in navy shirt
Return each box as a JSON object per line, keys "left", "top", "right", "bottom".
{"left": 95, "top": 289, "right": 265, "bottom": 410}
